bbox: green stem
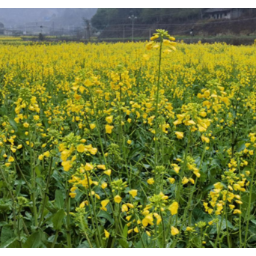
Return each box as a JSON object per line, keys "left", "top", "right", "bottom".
{"left": 134, "top": 214, "right": 146, "bottom": 248}
{"left": 29, "top": 132, "right": 38, "bottom": 227}
{"left": 176, "top": 130, "right": 191, "bottom": 203}
{"left": 0, "top": 167, "right": 17, "bottom": 232}
{"left": 160, "top": 211, "right": 166, "bottom": 248}
{"left": 186, "top": 145, "right": 206, "bottom": 247}
{"left": 51, "top": 231, "right": 59, "bottom": 248}
{"left": 244, "top": 157, "right": 256, "bottom": 248}
{"left": 237, "top": 158, "right": 242, "bottom": 247}
{"left": 86, "top": 88, "right": 108, "bottom": 166}
{"left": 85, "top": 171, "right": 103, "bottom": 247}
{"left": 154, "top": 37, "right": 163, "bottom": 167}
{"left": 215, "top": 214, "right": 224, "bottom": 248}
{"left": 38, "top": 157, "right": 53, "bottom": 227}
{"left": 85, "top": 192, "right": 100, "bottom": 247}
{"left": 65, "top": 177, "right": 72, "bottom": 248}
{"left": 225, "top": 204, "right": 231, "bottom": 248}
{"left": 66, "top": 196, "right": 72, "bottom": 247}
{"left": 79, "top": 215, "right": 93, "bottom": 248}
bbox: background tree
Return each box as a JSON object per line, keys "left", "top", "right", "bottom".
{"left": 91, "top": 8, "right": 205, "bottom": 29}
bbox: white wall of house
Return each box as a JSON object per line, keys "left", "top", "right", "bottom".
{"left": 209, "top": 11, "right": 231, "bottom": 19}
{"left": 207, "top": 9, "right": 242, "bottom": 20}
{"left": 4, "top": 30, "right": 13, "bottom": 35}
{"left": 225, "top": 13, "right": 231, "bottom": 19}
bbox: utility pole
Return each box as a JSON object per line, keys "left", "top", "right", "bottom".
{"left": 128, "top": 15, "right": 137, "bottom": 42}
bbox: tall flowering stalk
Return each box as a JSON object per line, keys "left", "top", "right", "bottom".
{"left": 146, "top": 30, "right": 176, "bottom": 167}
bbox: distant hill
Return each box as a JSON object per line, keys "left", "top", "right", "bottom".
{"left": 91, "top": 8, "right": 256, "bottom": 30}
{"left": 91, "top": 8, "right": 205, "bottom": 29}
{"left": 91, "top": 8, "right": 256, "bottom": 39}
{"left": 0, "top": 8, "right": 97, "bottom": 29}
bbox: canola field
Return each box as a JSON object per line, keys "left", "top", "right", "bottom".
{"left": 0, "top": 36, "right": 33, "bottom": 46}
{"left": 1, "top": 30, "right": 256, "bottom": 248}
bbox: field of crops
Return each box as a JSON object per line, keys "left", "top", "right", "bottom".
{"left": 1, "top": 30, "right": 256, "bottom": 248}
{"left": 0, "top": 36, "right": 33, "bottom": 46}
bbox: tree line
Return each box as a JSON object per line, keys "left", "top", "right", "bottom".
{"left": 91, "top": 8, "right": 204, "bottom": 29}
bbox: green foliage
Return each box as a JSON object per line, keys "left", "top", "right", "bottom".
{"left": 1, "top": 32, "right": 256, "bottom": 248}
{"left": 91, "top": 8, "right": 203, "bottom": 29}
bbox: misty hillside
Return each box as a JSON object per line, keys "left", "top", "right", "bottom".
{"left": 0, "top": 8, "right": 97, "bottom": 28}
{"left": 92, "top": 8, "right": 256, "bottom": 29}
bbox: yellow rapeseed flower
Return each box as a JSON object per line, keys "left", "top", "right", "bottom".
{"left": 169, "top": 178, "right": 175, "bottom": 184}
{"left": 147, "top": 178, "right": 155, "bottom": 185}
{"left": 23, "top": 122, "right": 29, "bottom": 128}
{"left": 104, "top": 169, "right": 111, "bottom": 176}
{"left": 90, "top": 123, "right": 96, "bottom": 130}
{"left": 97, "top": 164, "right": 106, "bottom": 170}
{"left": 129, "top": 189, "right": 137, "bottom": 198}
{"left": 114, "top": 195, "right": 122, "bottom": 204}
{"left": 122, "top": 204, "right": 129, "bottom": 212}
{"left": 69, "top": 192, "right": 76, "bottom": 198}
{"left": 62, "top": 161, "right": 72, "bottom": 171}
{"left": 101, "top": 199, "right": 110, "bottom": 211}
{"left": 85, "top": 163, "right": 94, "bottom": 171}
{"left": 233, "top": 209, "right": 241, "bottom": 214}
{"left": 134, "top": 227, "right": 139, "bottom": 233}
{"left": 106, "top": 115, "right": 113, "bottom": 124}
{"left": 104, "top": 229, "right": 110, "bottom": 238}
{"left": 101, "top": 182, "right": 108, "bottom": 189}
{"left": 8, "top": 156, "right": 15, "bottom": 162}
{"left": 171, "top": 226, "right": 179, "bottom": 236}
{"left": 105, "top": 125, "right": 114, "bottom": 134}
{"left": 77, "top": 144, "right": 85, "bottom": 153}
{"left": 201, "top": 135, "right": 210, "bottom": 143}
{"left": 169, "top": 202, "right": 179, "bottom": 215}
{"left": 38, "top": 154, "right": 44, "bottom": 160}
{"left": 182, "top": 177, "right": 189, "bottom": 185}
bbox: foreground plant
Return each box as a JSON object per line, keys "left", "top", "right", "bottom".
{"left": 1, "top": 31, "right": 256, "bottom": 248}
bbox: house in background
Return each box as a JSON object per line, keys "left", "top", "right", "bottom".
{"left": 4, "top": 30, "right": 13, "bottom": 36}
{"left": 0, "top": 22, "right": 4, "bottom": 34}
{"left": 204, "top": 8, "right": 242, "bottom": 20}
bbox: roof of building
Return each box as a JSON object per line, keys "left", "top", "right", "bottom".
{"left": 204, "top": 8, "right": 233, "bottom": 13}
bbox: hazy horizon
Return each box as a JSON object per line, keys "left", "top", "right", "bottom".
{"left": 0, "top": 8, "right": 97, "bottom": 28}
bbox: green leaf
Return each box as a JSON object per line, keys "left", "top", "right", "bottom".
{"left": 55, "top": 190, "right": 64, "bottom": 209}
{"left": 236, "top": 141, "right": 245, "bottom": 152}
{"left": 122, "top": 224, "right": 128, "bottom": 239}
{"left": 8, "top": 119, "right": 18, "bottom": 131}
{"left": 0, "top": 225, "right": 14, "bottom": 244}
{"left": 134, "top": 240, "right": 143, "bottom": 248}
{"left": 251, "top": 219, "right": 256, "bottom": 225}
{"left": 77, "top": 241, "right": 92, "bottom": 248}
{"left": 35, "top": 166, "right": 42, "bottom": 178}
{"left": 7, "top": 239, "right": 21, "bottom": 248}
{"left": 0, "top": 237, "right": 18, "bottom": 248}
{"left": 241, "top": 193, "right": 256, "bottom": 218}
{"left": 97, "top": 211, "right": 114, "bottom": 224}
{"left": 209, "top": 240, "right": 215, "bottom": 248}
{"left": 23, "top": 231, "right": 42, "bottom": 248}
{"left": 52, "top": 209, "right": 65, "bottom": 230}
{"left": 118, "top": 238, "right": 129, "bottom": 248}
{"left": 0, "top": 200, "right": 12, "bottom": 213}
